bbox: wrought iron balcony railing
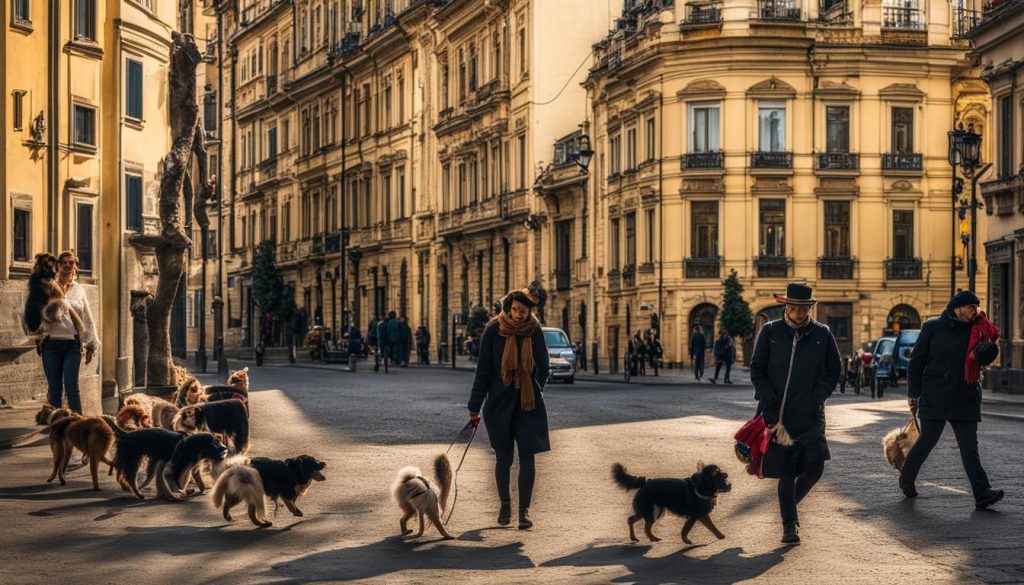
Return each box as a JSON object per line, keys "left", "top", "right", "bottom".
{"left": 817, "top": 152, "right": 859, "bottom": 171}
{"left": 951, "top": 6, "right": 982, "bottom": 38}
{"left": 751, "top": 151, "right": 793, "bottom": 169}
{"left": 685, "top": 257, "right": 721, "bottom": 279}
{"left": 883, "top": 7, "right": 925, "bottom": 30}
{"left": 682, "top": 151, "right": 724, "bottom": 170}
{"left": 818, "top": 256, "right": 855, "bottom": 280}
{"left": 885, "top": 257, "right": 923, "bottom": 280}
{"left": 684, "top": 2, "right": 722, "bottom": 25}
{"left": 757, "top": 0, "right": 801, "bottom": 20}
{"left": 882, "top": 153, "right": 923, "bottom": 171}
{"left": 755, "top": 256, "right": 791, "bottom": 278}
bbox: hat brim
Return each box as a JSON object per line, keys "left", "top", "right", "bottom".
{"left": 773, "top": 295, "right": 816, "bottom": 305}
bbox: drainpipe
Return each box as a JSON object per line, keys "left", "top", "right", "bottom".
{"left": 657, "top": 74, "right": 664, "bottom": 341}
{"left": 47, "top": 0, "right": 60, "bottom": 251}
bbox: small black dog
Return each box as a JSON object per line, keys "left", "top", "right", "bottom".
{"left": 113, "top": 428, "right": 221, "bottom": 500}
{"left": 249, "top": 456, "right": 327, "bottom": 517}
{"left": 612, "top": 462, "right": 732, "bottom": 544}
{"left": 212, "top": 454, "right": 327, "bottom": 527}
{"left": 174, "top": 399, "right": 249, "bottom": 454}
{"left": 164, "top": 433, "right": 230, "bottom": 500}
{"left": 25, "top": 253, "right": 57, "bottom": 334}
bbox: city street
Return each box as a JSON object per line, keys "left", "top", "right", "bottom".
{"left": 0, "top": 365, "right": 1021, "bottom": 585}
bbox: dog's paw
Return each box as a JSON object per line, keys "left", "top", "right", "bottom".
{"left": 649, "top": 536, "right": 661, "bottom": 542}
{"left": 292, "top": 509, "right": 304, "bottom": 517}
{"left": 682, "top": 537, "right": 693, "bottom": 545}
{"left": 443, "top": 534, "right": 456, "bottom": 540}
{"left": 401, "top": 529, "right": 413, "bottom": 536}
{"left": 716, "top": 533, "right": 725, "bottom": 540}
{"left": 630, "top": 536, "right": 639, "bottom": 543}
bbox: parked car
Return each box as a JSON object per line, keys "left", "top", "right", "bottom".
{"left": 542, "top": 327, "right": 577, "bottom": 384}
{"left": 872, "top": 336, "right": 897, "bottom": 398}
{"left": 893, "top": 329, "right": 920, "bottom": 381}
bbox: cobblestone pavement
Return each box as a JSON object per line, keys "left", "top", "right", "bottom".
{"left": 0, "top": 366, "right": 1020, "bottom": 584}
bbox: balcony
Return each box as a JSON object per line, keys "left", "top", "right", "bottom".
{"left": 751, "top": 151, "right": 793, "bottom": 169}
{"left": 682, "top": 151, "right": 724, "bottom": 170}
{"left": 310, "top": 233, "right": 325, "bottom": 257}
{"left": 882, "top": 7, "right": 925, "bottom": 30}
{"left": 818, "top": 0, "right": 853, "bottom": 24}
{"left": 818, "top": 256, "right": 855, "bottom": 280}
{"left": 757, "top": 0, "right": 801, "bottom": 21}
{"left": 754, "top": 256, "right": 791, "bottom": 278}
{"left": 885, "top": 257, "right": 922, "bottom": 280}
{"left": 817, "top": 152, "right": 859, "bottom": 171}
{"left": 951, "top": 6, "right": 981, "bottom": 38}
{"left": 685, "top": 257, "right": 721, "bottom": 279}
{"left": 683, "top": 1, "right": 722, "bottom": 25}
{"left": 555, "top": 269, "right": 571, "bottom": 291}
{"left": 325, "top": 232, "right": 341, "bottom": 253}
{"left": 622, "top": 264, "right": 636, "bottom": 288}
{"left": 882, "top": 153, "right": 923, "bottom": 172}
{"left": 266, "top": 75, "right": 277, "bottom": 96}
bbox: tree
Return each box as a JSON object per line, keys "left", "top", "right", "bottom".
{"left": 251, "top": 240, "right": 284, "bottom": 315}
{"left": 128, "top": 33, "right": 211, "bottom": 387}
{"left": 466, "top": 305, "right": 491, "bottom": 338}
{"left": 719, "top": 269, "right": 754, "bottom": 339}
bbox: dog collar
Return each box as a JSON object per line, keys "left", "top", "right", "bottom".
{"left": 693, "top": 487, "right": 714, "bottom": 501}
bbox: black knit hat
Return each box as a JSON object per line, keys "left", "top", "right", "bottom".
{"left": 973, "top": 340, "right": 999, "bottom": 366}
{"left": 949, "top": 290, "right": 981, "bottom": 310}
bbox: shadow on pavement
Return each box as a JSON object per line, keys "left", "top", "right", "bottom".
{"left": 265, "top": 535, "right": 535, "bottom": 582}
{"left": 540, "top": 543, "right": 792, "bottom": 585}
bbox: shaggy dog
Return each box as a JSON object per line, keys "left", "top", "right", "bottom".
{"left": 202, "top": 367, "right": 250, "bottom": 408}
{"left": 163, "top": 434, "right": 229, "bottom": 501}
{"left": 35, "top": 404, "right": 68, "bottom": 427}
{"left": 174, "top": 376, "right": 204, "bottom": 407}
{"left": 150, "top": 397, "right": 180, "bottom": 430}
{"left": 612, "top": 462, "right": 732, "bottom": 544}
{"left": 391, "top": 454, "right": 454, "bottom": 539}
{"left": 883, "top": 416, "right": 920, "bottom": 471}
{"left": 213, "top": 454, "right": 326, "bottom": 528}
{"left": 123, "top": 393, "right": 154, "bottom": 415}
{"left": 173, "top": 399, "right": 249, "bottom": 454}
{"left": 112, "top": 427, "right": 220, "bottom": 500}
{"left": 24, "top": 253, "right": 57, "bottom": 334}
{"left": 116, "top": 404, "right": 153, "bottom": 431}
{"left": 47, "top": 414, "right": 123, "bottom": 490}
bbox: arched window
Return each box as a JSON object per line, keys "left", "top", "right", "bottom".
{"left": 689, "top": 303, "right": 718, "bottom": 348}
{"left": 755, "top": 306, "right": 785, "bottom": 336}
{"left": 887, "top": 304, "right": 921, "bottom": 334}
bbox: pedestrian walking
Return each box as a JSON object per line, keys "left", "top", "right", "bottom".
{"left": 634, "top": 331, "right": 647, "bottom": 376}
{"left": 468, "top": 283, "right": 550, "bottom": 530}
{"left": 415, "top": 325, "right": 431, "bottom": 364}
{"left": 650, "top": 333, "right": 663, "bottom": 375}
{"left": 689, "top": 325, "right": 707, "bottom": 380}
{"left": 386, "top": 311, "right": 402, "bottom": 367}
{"left": 709, "top": 330, "right": 735, "bottom": 384}
{"left": 374, "top": 313, "right": 390, "bottom": 372}
{"left": 898, "top": 291, "right": 1004, "bottom": 509}
{"left": 400, "top": 316, "right": 413, "bottom": 366}
{"left": 749, "top": 283, "right": 841, "bottom": 544}
{"left": 367, "top": 314, "right": 380, "bottom": 354}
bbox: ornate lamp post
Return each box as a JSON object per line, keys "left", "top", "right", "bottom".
{"left": 947, "top": 123, "right": 985, "bottom": 293}
{"left": 574, "top": 133, "right": 595, "bottom": 372}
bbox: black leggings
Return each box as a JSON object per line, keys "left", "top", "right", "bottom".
{"left": 495, "top": 448, "right": 536, "bottom": 509}
{"left": 777, "top": 459, "right": 825, "bottom": 523}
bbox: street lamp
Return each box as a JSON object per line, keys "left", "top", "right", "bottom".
{"left": 576, "top": 134, "right": 594, "bottom": 175}
{"left": 574, "top": 131, "right": 596, "bottom": 372}
{"left": 947, "top": 123, "right": 986, "bottom": 293}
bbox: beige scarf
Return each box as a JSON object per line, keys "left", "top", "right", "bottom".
{"left": 497, "top": 312, "right": 541, "bottom": 411}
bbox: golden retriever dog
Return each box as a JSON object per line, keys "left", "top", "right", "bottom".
{"left": 392, "top": 454, "right": 454, "bottom": 539}
{"left": 115, "top": 404, "right": 152, "bottom": 431}
{"left": 123, "top": 393, "right": 154, "bottom": 414}
{"left": 47, "top": 414, "right": 123, "bottom": 490}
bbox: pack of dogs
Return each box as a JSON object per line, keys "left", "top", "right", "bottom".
{"left": 34, "top": 363, "right": 736, "bottom": 544}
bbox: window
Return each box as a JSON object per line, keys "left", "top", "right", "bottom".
{"left": 1000, "top": 95, "right": 1014, "bottom": 178}
{"left": 12, "top": 90, "right": 26, "bottom": 132}
{"left": 442, "top": 163, "right": 452, "bottom": 210}
{"left": 267, "top": 124, "right": 277, "bottom": 159}
{"left": 758, "top": 100, "right": 786, "bottom": 152}
{"left": 517, "top": 26, "right": 527, "bottom": 75}
{"left": 383, "top": 80, "right": 392, "bottom": 129}
{"left": 397, "top": 167, "right": 406, "bottom": 219}
{"left": 518, "top": 135, "right": 526, "bottom": 189}
{"left": 759, "top": 199, "right": 785, "bottom": 257}
{"left": 361, "top": 83, "right": 371, "bottom": 136}
{"left": 645, "top": 209, "right": 655, "bottom": 263}
{"left": 126, "top": 59, "right": 143, "bottom": 121}
{"left": 75, "top": 0, "right": 96, "bottom": 41}
{"left": 645, "top": 117, "right": 656, "bottom": 161}
{"left": 206, "top": 229, "right": 218, "bottom": 257}
{"left": 469, "top": 43, "right": 478, "bottom": 92}
{"left": 825, "top": 106, "right": 850, "bottom": 153}
{"left": 891, "top": 107, "right": 914, "bottom": 154}
{"left": 440, "top": 62, "right": 450, "bottom": 110}
{"left": 824, "top": 201, "right": 850, "bottom": 257}
{"left": 76, "top": 203, "right": 94, "bottom": 272}
{"left": 625, "top": 212, "right": 636, "bottom": 268}
{"left": 209, "top": 154, "right": 218, "bottom": 176}
{"left": 397, "top": 75, "right": 405, "bottom": 123}
{"left": 312, "top": 104, "right": 321, "bottom": 151}
{"left": 688, "top": 102, "right": 720, "bottom": 153}
{"left": 470, "top": 159, "right": 478, "bottom": 203}
{"left": 492, "top": 30, "right": 502, "bottom": 82}
{"left": 13, "top": 0, "right": 30, "bottom": 23}
{"left": 610, "top": 134, "right": 621, "bottom": 174}
{"left": 13, "top": 208, "right": 30, "bottom": 262}
{"left": 73, "top": 104, "right": 96, "bottom": 147}
{"left": 126, "top": 174, "right": 143, "bottom": 232}
{"left": 382, "top": 174, "right": 391, "bottom": 223}
{"left": 893, "top": 210, "right": 914, "bottom": 258}
{"left": 691, "top": 201, "right": 718, "bottom": 258}
{"left": 458, "top": 48, "right": 466, "bottom": 101}
{"left": 203, "top": 91, "right": 217, "bottom": 133}
{"left": 610, "top": 218, "right": 621, "bottom": 270}
{"left": 283, "top": 201, "right": 291, "bottom": 241}
{"left": 626, "top": 127, "right": 637, "bottom": 170}
{"left": 457, "top": 162, "right": 466, "bottom": 207}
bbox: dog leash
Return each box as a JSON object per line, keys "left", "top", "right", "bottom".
{"left": 443, "top": 421, "right": 477, "bottom": 526}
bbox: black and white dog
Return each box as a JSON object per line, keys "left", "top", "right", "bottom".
{"left": 112, "top": 428, "right": 227, "bottom": 501}
{"left": 173, "top": 399, "right": 249, "bottom": 454}
{"left": 212, "top": 454, "right": 327, "bottom": 527}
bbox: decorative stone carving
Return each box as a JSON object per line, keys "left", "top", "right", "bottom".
{"left": 815, "top": 177, "right": 859, "bottom": 196}
{"left": 879, "top": 83, "right": 925, "bottom": 99}
{"left": 30, "top": 111, "right": 46, "bottom": 142}
{"left": 752, "top": 177, "right": 792, "bottom": 194}
{"left": 676, "top": 79, "right": 726, "bottom": 100}
{"left": 746, "top": 76, "right": 797, "bottom": 98}
{"left": 680, "top": 178, "right": 725, "bottom": 194}
{"left": 891, "top": 179, "right": 913, "bottom": 191}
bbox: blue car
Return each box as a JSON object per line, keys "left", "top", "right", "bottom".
{"left": 872, "top": 336, "right": 897, "bottom": 398}
{"left": 893, "top": 329, "right": 920, "bottom": 381}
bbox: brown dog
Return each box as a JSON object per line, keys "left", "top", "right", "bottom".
{"left": 116, "top": 404, "right": 152, "bottom": 431}
{"left": 150, "top": 397, "right": 180, "bottom": 429}
{"left": 175, "top": 376, "right": 204, "bottom": 407}
{"left": 47, "top": 415, "right": 119, "bottom": 490}
{"left": 883, "top": 416, "right": 920, "bottom": 471}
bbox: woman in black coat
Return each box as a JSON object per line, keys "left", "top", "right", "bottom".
{"left": 749, "top": 284, "right": 841, "bottom": 544}
{"left": 468, "top": 285, "right": 550, "bottom": 530}
{"left": 899, "top": 291, "right": 1003, "bottom": 509}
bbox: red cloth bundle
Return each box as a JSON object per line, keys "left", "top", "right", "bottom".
{"left": 965, "top": 312, "right": 1000, "bottom": 384}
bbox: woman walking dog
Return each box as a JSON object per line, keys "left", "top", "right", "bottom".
{"left": 749, "top": 283, "right": 841, "bottom": 544}
{"left": 468, "top": 283, "right": 550, "bottom": 530}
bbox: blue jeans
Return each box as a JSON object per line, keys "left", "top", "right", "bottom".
{"left": 42, "top": 338, "right": 82, "bottom": 413}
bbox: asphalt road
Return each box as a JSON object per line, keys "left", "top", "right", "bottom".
{"left": 0, "top": 365, "right": 1021, "bottom": 585}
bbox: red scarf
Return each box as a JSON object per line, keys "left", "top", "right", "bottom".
{"left": 965, "top": 312, "right": 1000, "bottom": 384}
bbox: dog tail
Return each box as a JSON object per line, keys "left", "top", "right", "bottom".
{"left": 47, "top": 414, "right": 78, "bottom": 445}
{"left": 101, "top": 415, "right": 128, "bottom": 439}
{"left": 434, "top": 454, "right": 453, "bottom": 513}
{"left": 392, "top": 466, "right": 422, "bottom": 503}
{"left": 212, "top": 462, "right": 265, "bottom": 519}
{"left": 612, "top": 463, "right": 647, "bottom": 491}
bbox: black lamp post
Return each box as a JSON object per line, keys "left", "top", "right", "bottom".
{"left": 575, "top": 132, "right": 595, "bottom": 372}
{"left": 576, "top": 133, "right": 594, "bottom": 175}
{"left": 948, "top": 123, "right": 984, "bottom": 293}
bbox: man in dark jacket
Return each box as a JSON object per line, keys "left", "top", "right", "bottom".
{"left": 750, "top": 283, "right": 841, "bottom": 544}
{"left": 386, "top": 311, "right": 402, "bottom": 366}
{"left": 374, "top": 314, "right": 390, "bottom": 372}
{"left": 709, "top": 330, "right": 735, "bottom": 384}
{"left": 399, "top": 316, "right": 413, "bottom": 366}
{"left": 899, "top": 291, "right": 1004, "bottom": 509}
{"left": 689, "top": 325, "right": 707, "bottom": 380}
{"left": 415, "top": 325, "right": 431, "bottom": 364}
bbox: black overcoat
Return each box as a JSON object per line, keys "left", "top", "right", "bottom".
{"left": 907, "top": 308, "right": 980, "bottom": 421}
{"left": 749, "top": 318, "right": 842, "bottom": 463}
{"left": 468, "top": 320, "right": 551, "bottom": 455}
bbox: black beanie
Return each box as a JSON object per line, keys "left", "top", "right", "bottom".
{"left": 949, "top": 290, "right": 981, "bottom": 309}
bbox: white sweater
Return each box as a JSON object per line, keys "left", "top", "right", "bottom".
{"left": 61, "top": 281, "right": 100, "bottom": 351}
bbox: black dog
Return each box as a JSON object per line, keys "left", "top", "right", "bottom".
{"left": 164, "top": 433, "right": 229, "bottom": 500}
{"left": 113, "top": 427, "right": 213, "bottom": 500}
{"left": 612, "top": 462, "right": 732, "bottom": 544}
{"left": 25, "top": 253, "right": 57, "bottom": 334}
{"left": 212, "top": 455, "right": 327, "bottom": 526}
{"left": 173, "top": 399, "right": 249, "bottom": 454}
{"left": 249, "top": 456, "right": 327, "bottom": 517}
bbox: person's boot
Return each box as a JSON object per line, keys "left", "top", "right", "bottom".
{"left": 709, "top": 378, "right": 717, "bottom": 384}
{"left": 899, "top": 476, "right": 918, "bottom": 498}
{"left": 497, "top": 501, "right": 512, "bottom": 526}
{"left": 518, "top": 508, "right": 533, "bottom": 530}
{"left": 975, "top": 489, "right": 1004, "bottom": 509}
{"left": 781, "top": 521, "right": 800, "bottom": 544}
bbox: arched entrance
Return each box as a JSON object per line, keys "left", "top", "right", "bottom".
{"left": 755, "top": 305, "right": 784, "bottom": 335}
{"left": 689, "top": 303, "right": 718, "bottom": 349}
{"left": 886, "top": 304, "right": 921, "bottom": 335}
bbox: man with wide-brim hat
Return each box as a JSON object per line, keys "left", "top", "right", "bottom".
{"left": 749, "top": 282, "right": 841, "bottom": 544}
